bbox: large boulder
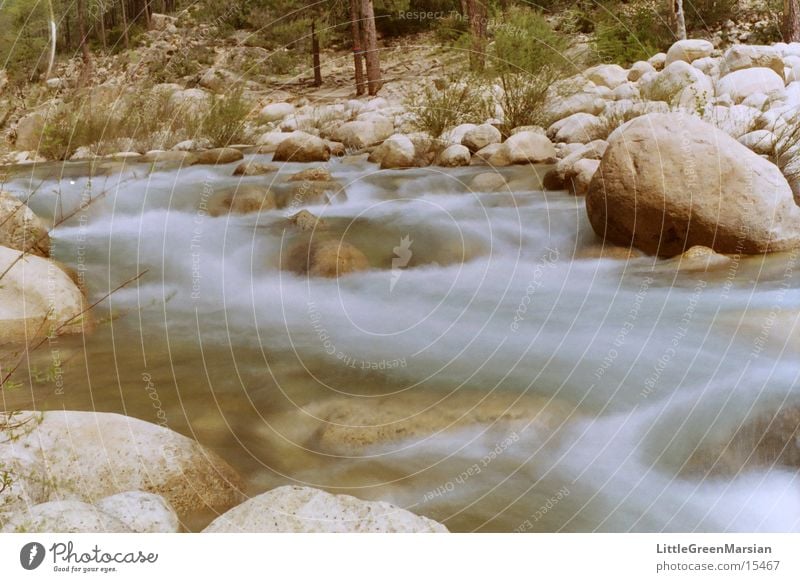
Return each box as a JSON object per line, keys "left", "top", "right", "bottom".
{"left": 639, "top": 61, "right": 713, "bottom": 104}
{"left": 0, "top": 410, "right": 243, "bottom": 526}
{"left": 586, "top": 113, "right": 800, "bottom": 256}
{"left": 462, "top": 124, "right": 502, "bottom": 152}
{"left": 665, "top": 39, "right": 714, "bottom": 66}
{"left": 273, "top": 131, "right": 331, "bottom": 162}
{"left": 0, "top": 246, "right": 86, "bottom": 343}
{"left": 372, "top": 134, "right": 416, "bottom": 169}
{"left": 716, "top": 68, "right": 785, "bottom": 104}
{"left": 96, "top": 491, "right": 180, "bottom": 533}
{"left": 720, "top": 44, "right": 784, "bottom": 78}
{"left": 628, "top": 60, "right": 656, "bottom": 82}
{"left": 203, "top": 486, "right": 448, "bottom": 533}
{"left": 14, "top": 111, "right": 46, "bottom": 152}
{"left": 0, "top": 192, "right": 50, "bottom": 257}
{"left": 329, "top": 119, "right": 393, "bottom": 149}
{"left": 489, "top": 131, "right": 557, "bottom": 166}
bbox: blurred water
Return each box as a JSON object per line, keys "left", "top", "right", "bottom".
{"left": 2, "top": 155, "right": 799, "bottom": 532}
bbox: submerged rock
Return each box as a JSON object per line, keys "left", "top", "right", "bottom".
{"left": 289, "top": 210, "right": 327, "bottom": 231}
{"left": 203, "top": 486, "right": 447, "bottom": 533}
{"left": 233, "top": 161, "right": 277, "bottom": 176}
{"left": 287, "top": 167, "right": 332, "bottom": 182}
{"left": 287, "top": 239, "right": 370, "bottom": 278}
{"left": 190, "top": 148, "right": 244, "bottom": 166}
{"left": 586, "top": 113, "right": 800, "bottom": 256}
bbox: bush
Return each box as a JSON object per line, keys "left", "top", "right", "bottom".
{"left": 187, "top": 88, "right": 251, "bottom": 147}
{"left": 489, "top": 8, "right": 571, "bottom": 129}
{"left": 684, "top": 0, "right": 739, "bottom": 31}
{"left": 404, "top": 76, "right": 493, "bottom": 138}
{"left": 592, "top": 2, "right": 671, "bottom": 66}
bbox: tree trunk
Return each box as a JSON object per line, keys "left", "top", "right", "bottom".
{"left": 360, "top": 0, "right": 381, "bottom": 95}
{"left": 466, "top": 0, "right": 487, "bottom": 71}
{"left": 784, "top": 0, "right": 800, "bottom": 42}
{"left": 673, "top": 0, "right": 687, "bottom": 40}
{"left": 98, "top": 5, "right": 108, "bottom": 50}
{"left": 77, "top": 0, "right": 93, "bottom": 88}
{"left": 312, "top": 21, "right": 322, "bottom": 87}
{"left": 121, "top": 0, "right": 130, "bottom": 49}
{"left": 349, "top": 0, "right": 366, "bottom": 95}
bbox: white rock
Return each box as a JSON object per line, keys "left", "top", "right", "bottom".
{"left": 259, "top": 102, "right": 295, "bottom": 122}
{"left": 462, "top": 124, "right": 502, "bottom": 152}
{"left": 329, "top": 119, "right": 393, "bottom": 149}
{"left": 628, "top": 60, "right": 655, "bottom": 82}
{"left": 640, "top": 61, "right": 713, "bottom": 104}
{"left": 648, "top": 52, "right": 667, "bottom": 70}
{"left": 721, "top": 45, "right": 785, "bottom": 78}
{"left": 2, "top": 501, "right": 131, "bottom": 533}
{"left": 489, "top": 131, "right": 557, "bottom": 166}
{"left": 441, "top": 123, "right": 478, "bottom": 146}
{"left": 665, "top": 39, "right": 714, "bottom": 65}
{"left": 738, "top": 130, "right": 775, "bottom": 155}
{"left": 438, "top": 144, "right": 471, "bottom": 167}
{"left": 203, "top": 486, "right": 448, "bottom": 533}
{"left": 256, "top": 131, "right": 291, "bottom": 152}
{"left": 373, "top": 134, "right": 416, "bottom": 169}
{"left": 96, "top": 491, "right": 180, "bottom": 533}
{"left": 611, "top": 82, "right": 640, "bottom": 101}
{"left": 547, "top": 112, "right": 607, "bottom": 144}
{"left": 583, "top": 64, "right": 628, "bottom": 89}
{"left": 717, "top": 68, "right": 785, "bottom": 104}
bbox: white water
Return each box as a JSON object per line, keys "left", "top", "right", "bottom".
{"left": 3, "top": 155, "right": 799, "bottom": 531}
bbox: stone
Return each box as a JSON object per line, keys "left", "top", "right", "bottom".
{"left": 255, "top": 131, "right": 291, "bottom": 152}
{"left": 289, "top": 210, "right": 327, "bottom": 231}
{"left": 583, "top": 64, "right": 628, "bottom": 89}
{"left": 203, "top": 486, "right": 447, "bottom": 533}
{"left": 639, "top": 61, "right": 713, "bottom": 104}
{"left": 665, "top": 39, "right": 714, "bottom": 66}
{"left": 232, "top": 161, "right": 277, "bottom": 176}
{"left": 329, "top": 119, "right": 393, "bottom": 149}
{"left": 288, "top": 167, "right": 332, "bottom": 182}
{"left": 96, "top": 491, "right": 180, "bottom": 533}
{"left": 437, "top": 144, "right": 471, "bottom": 167}
{"left": 721, "top": 44, "right": 785, "bottom": 78}
{"left": 1, "top": 501, "right": 131, "bottom": 533}
{"left": 585, "top": 112, "right": 800, "bottom": 256}
{"left": 259, "top": 102, "right": 295, "bottom": 122}
{"left": 628, "top": 60, "right": 656, "bottom": 82}
{"left": 0, "top": 247, "right": 86, "bottom": 344}
{"left": 611, "top": 82, "right": 640, "bottom": 101}
{"left": 0, "top": 410, "right": 243, "bottom": 524}
{"left": 470, "top": 172, "right": 507, "bottom": 192}
{"left": 440, "top": 123, "right": 477, "bottom": 145}
{"left": 461, "top": 124, "right": 502, "bottom": 152}
{"left": 566, "top": 158, "right": 600, "bottom": 196}
{"left": 372, "top": 134, "right": 416, "bottom": 169}
{"left": 190, "top": 148, "right": 244, "bottom": 165}
{"left": 470, "top": 143, "right": 502, "bottom": 165}
{"left": 663, "top": 245, "right": 732, "bottom": 272}
{"left": 273, "top": 131, "right": 331, "bottom": 162}
{"left": 287, "top": 239, "right": 369, "bottom": 278}
{"left": 489, "top": 131, "right": 557, "bottom": 166}
{"left": 544, "top": 92, "right": 606, "bottom": 122}
{"left": 716, "top": 68, "right": 785, "bottom": 105}
{"left": 738, "top": 130, "right": 775, "bottom": 155}
{"left": 0, "top": 191, "right": 50, "bottom": 257}
{"left": 14, "top": 111, "right": 46, "bottom": 152}
{"left": 547, "top": 112, "right": 607, "bottom": 144}
{"left": 209, "top": 185, "right": 276, "bottom": 216}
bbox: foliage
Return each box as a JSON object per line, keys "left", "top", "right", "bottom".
{"left": 684, "top": 0, "right": 739, "bottom": 31}
{"left": 404, "top": 75, "right": 493, "bottom": 138}
{"left": 489, "top": 8, "right": 571, "bottom": 129}
{"left": 0, "top": 0, "right": 50, "bottom": 85}
{"left": 591, "top": 2, "right": 672, "bottom": 66}
{"left": 187, "top": 87, "right": 251, "bottom": 147}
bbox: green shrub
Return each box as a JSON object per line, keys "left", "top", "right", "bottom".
{"left": 187, "top": 88, "right": 251, "bottom": 147}
{"left": 684, "top": 0, "right": 739, "bottom": 31}
{"left": 592, "top": 2, "right": 671, "bottom": 66}
{"left": 489, "top": 8, "right": 571, "bottom": 129}
{"left": 404, "top": 76, "right": 493, "bottom": 138}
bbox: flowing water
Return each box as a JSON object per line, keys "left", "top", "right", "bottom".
{"left": 2, "top": 154, "right": 799, "bottom": 532}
